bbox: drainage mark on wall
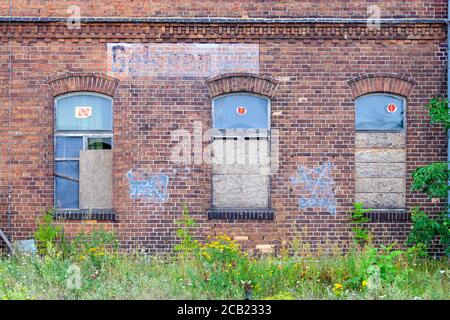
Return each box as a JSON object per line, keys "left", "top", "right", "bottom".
{"left": 127, "top": 171, "right": 169, "bottom": 202}
{"left": 290, "top": 162, "right": 337, "bottom": 214}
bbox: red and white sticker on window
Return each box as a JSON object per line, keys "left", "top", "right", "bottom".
{"left": 387, "top": 103, "right": 398, "bottom": 113}
{"left": 75, "top": 106, "right": 92, "bottom": 119}
{"left": 236, "top": 106, "right": 247, "bottom": 116}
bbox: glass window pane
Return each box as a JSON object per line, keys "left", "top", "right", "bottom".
{"left": 56, "top": 94, "right": 112, "bottom": 131}
{"left": 55, "top": 161, "right": 79, "bottom": 208}
{"left": 213, "top": 94, "right": 269, "bottom": 129}
{"left": 55, "top": 160, "right": 79, "bottom": 180}
{"left": 88, "top": 138, "right": 112, "bottom": 150}
{"left": 55, "top": 177, "right": 79, "bottom": 208}
{"left": 55, "top": 136, "right": 83, "bottom": 158}
{"left": 356, "top": 94, "right": 405, "bottom": 131}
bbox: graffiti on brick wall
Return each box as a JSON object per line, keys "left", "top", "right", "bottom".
{"left": 290, "top": 162, "right": 337, "bottom": 214}
{"left": 107, "top": 43, "right": 259, "bottom": 78}
{"left": 126, "top": 167, "right": 196, "bottom": 202}
{"left": 127, "top": 171, "right": 169, "bottom": 202}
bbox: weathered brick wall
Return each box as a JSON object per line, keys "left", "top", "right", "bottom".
{"left": 0, "top": 0, "right": 447, "bottom": 19}
{"left": 0, "top": 13, "right": 447, "bottom": 254}
{"left": 0, "top": 38, "right": 9, "bottom": 248}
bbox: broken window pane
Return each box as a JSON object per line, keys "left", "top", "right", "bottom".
{"left": 88, "top": 138, "right": 112, "bottom": 150}
{"left": 355, "top": 94, "right": 405, "bottom": 131}
{"left": 55, "top": 161, "right": 79, "bottom": 208}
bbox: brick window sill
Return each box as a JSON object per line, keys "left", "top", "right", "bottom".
{"left": 366, "top": 209, "right": 409, "bottom": 222}
{"left": 53, "top": 209, "right": 116, "bottom": 221}
{"left": 207, "top": 208, "right": 274, "bottom": 220}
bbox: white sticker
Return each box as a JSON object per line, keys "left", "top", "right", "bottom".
{"left": 75, "top": 106, "right": 92, "bottom": 119}
{"left": 236, "top": 106, "right": 247, "bottom": 116}
{"left": 387, "top": 103, "right": 397, "bottom": 113}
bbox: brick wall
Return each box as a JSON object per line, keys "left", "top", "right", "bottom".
{"left": 0, "top": 8, "right": 448, "bottom": 254}
{"left": 1, "top": 1, "right": 447, "bottom": 19}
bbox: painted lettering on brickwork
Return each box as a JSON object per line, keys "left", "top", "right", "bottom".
{"left": 290, "top": 162, "right": 337, "bottom": 214}
{"left": 127, "top": 171, "right": 169, "bottom": 202}
{"left": 107, "top": 43, "right": 259, "bottom": 78}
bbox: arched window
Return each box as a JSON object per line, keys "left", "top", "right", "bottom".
{"left": 212, "top": 93, "right": 270, "bottom": 129}
{"left": 210, "top": 93, "right": 271, "bottom": 211}
{"left": 355, "top": 93, "right": 406, "bottom": 131}
{"left": 54, "top": 92, "right": 113, "bottom": 209}
{"left": 354, "top": 93, "right": 406, "bottom": 211}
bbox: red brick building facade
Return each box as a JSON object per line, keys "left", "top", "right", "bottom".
{"left": 0, "top": 1, "right": 448, "bottom": 254}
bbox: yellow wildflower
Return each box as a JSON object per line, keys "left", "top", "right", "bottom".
{"left": 362, "top": 280, "right": 367, "bottom": 288}
{"left": 333, "top": 283, "right": 344, "bottom": 295}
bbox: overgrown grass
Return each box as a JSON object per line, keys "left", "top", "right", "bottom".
{"left": 1, "top": 238, "right": 449, "bottom": 300}
{"left": 0, "top": 209, "right": 449, "bottom": 300}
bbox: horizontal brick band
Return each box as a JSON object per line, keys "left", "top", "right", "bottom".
{"left": 207, "top": 208, "right": 275, "bottom": 220}
{"left": 206, "top": 73, "right": 279, "bottom": 98}
{"left": 53, "top": 209, "right": 116, "bottom": 221}
{"left": 47, "top": 73, "right": 120, "bottom": 97}
{"left": 347, "top": 73, "right": 416, "bottom": 99}
{"left": 0, "top": 17, "right": 447, "bottom": 24}
{"left": 1, "top": 23, "right": 444, "bottom": 43}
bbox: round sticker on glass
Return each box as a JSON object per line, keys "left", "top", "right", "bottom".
{"left": 236, "top": 106, "right": 247, "bottom": 116}
{"left": 387, "top": 103, "right": 397, "bottom": 113}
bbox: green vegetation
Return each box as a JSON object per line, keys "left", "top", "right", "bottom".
{"left": 408, "top": 96, "right": 450, "bottom": 256}
{"left": 2, "top": 96, "right": 450, "bottom": 300}
{"left": 350, "top": 203, "right": 371, "bottom": 246}
{"left": 0, "top": 209, "right": 449, "bottom": 300}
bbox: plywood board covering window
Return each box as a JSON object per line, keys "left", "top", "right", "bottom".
{"left": 79, "top": 150, "right": 113, "bottom": 209}
{"left": 212, "top": 137, "right": 270, "bottom": 208}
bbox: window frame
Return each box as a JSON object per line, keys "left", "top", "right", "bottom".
{"left": 355, "top": 93, "right": 407, "bottom": 133}
{"left": 54, "top": 92, "right": 114, "bottom": 210}
{"left": 210, "top": 92, "right": 272, "bottom": 211}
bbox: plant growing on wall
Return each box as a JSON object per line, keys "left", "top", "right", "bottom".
{"left": 350, "top": 203, "right": 372, "bottom": 246}
{"left": 426, "top": 97, "right": 450, "bottom": 131}
{"left": 34, "top": 209, "right": 67, "bottom": 256}
{"left": 408, "top": 97, "right": 450, "bottom": 256}
{"left": 411, "top": 162, "right": 450, "bottom": 199}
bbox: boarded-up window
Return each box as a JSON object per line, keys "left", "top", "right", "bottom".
{"left": 211, "top": 94, "right": 271, "bottom": 209}
{"left": 355, "top": 94, "right": 406, "bottom": 209}
{"left": 79, "top": 150, "right": 113, "bottom": 209}
{"left": 54, "top": 93, "right": 113, "bottom": 209}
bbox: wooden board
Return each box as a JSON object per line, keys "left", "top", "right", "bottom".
{"left": 79, "top": 150, "right": 113, "bottom": 209}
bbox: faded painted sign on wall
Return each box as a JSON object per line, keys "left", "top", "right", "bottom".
{"left": 127, "top": 171, "right": 169, "bottom": 202}
{"left": 107, "top": 43, "right": 259, "bottom": 78}
{"left": 290, "top": 162, "right": 337, "bottom": 214}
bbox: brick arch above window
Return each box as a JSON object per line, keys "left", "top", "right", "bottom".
{"left": 347, "top": 73, "right": 416, "bottom": 100}
{"left": 47, "top": 73, "right": 120, "bottom": 97}
{"left": 206, "top": 73, "right": 279, "bottom": 98}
